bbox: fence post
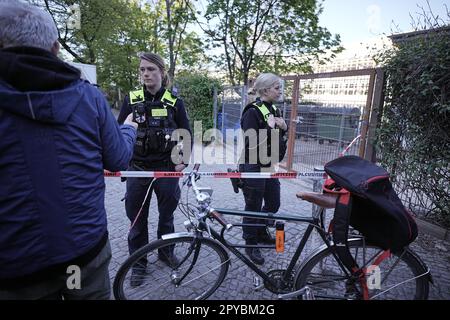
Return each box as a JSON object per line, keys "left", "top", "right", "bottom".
{"left": 213, "top": 87, "right": 218, "bottom": 131}
{"left": 359, "top": 70, "right": 376, "bottom": 159}
{"left": 221, "top": 89, "right": 225, "bottom": 138}
{"left": 338, "top": 111, "right": 345, "bottom": 143}
{"left": 365, "top": 68, "right": 385, "bottom": 162}
{"left": 240, "top": 85, "right": 247, "bottom": 114}
{"left": 286, "top": 77, "right": 300, "bottom": 171}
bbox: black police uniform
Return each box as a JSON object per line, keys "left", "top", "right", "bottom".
{"left": 117, "top": 86, "right": 191, "bottom": 262}
{"left": 239, "top": 99, "right": 288, "bottom": 261}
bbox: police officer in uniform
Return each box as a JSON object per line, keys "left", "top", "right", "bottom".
{"left": 118, "top": 53, "right": 191, "bottom": 286}
{"left": 239, "top": 73, "right": 288, "bottom": 265}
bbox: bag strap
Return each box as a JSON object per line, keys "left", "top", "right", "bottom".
{"left": 333, "top": 193, "right": 358, "bottom": 271}
{"left": 333, "top": 193, "right": 372, "bottom": 300}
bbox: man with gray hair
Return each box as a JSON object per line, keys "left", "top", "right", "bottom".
{"left": 0, "top": 1, "right": 137, "bottom": 299}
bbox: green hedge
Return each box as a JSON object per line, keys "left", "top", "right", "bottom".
{"left": 375, "top": 30, "right": 450, "bottom": 227}
{"left": 174, "top": 72, "right": 222, "bottom": 140}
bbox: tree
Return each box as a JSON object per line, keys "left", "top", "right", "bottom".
{"left": 142, "top": 1, "right": 206, "bottom": 79}
{"left": 28, "top": 0, "right": 208, "bottom": 95}
{"left": 200, "top": 0, "right": 342, "bottom": 85}
{"left": 33, "top": 0, "right": 132, "bottom": 64}
{"left": 375, "top": 21, "right": 450, "bottom": 226}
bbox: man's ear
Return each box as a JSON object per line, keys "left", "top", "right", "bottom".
{"left": 51, "top": 41, "right": 60, "bottom": 56}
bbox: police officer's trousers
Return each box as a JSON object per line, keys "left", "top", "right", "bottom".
{"left": 125, "top": 168, "right": 181, "bottom": 258}
{"left": 239, "top": 164, "right": 280, "bottom": 243}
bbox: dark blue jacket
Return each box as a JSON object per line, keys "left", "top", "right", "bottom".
{"left": 0, "top": 47, "right": 136, "bottom": 281}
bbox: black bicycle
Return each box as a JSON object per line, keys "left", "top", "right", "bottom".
{"left": 113, "top": 165, "right": 431, "bottom": 300}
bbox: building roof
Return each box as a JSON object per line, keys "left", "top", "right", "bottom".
{"left": 388, "top": 25, "right": 450, "bottom": 45}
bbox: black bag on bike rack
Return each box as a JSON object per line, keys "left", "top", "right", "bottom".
{"left": 323, "top": 156, "right": 418, "bottom": 273}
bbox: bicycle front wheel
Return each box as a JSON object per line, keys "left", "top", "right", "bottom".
{"left": 113, "top": 236, "right": 230, "bottom": 300}
{"left": 294, "top": 239, "right": 429, "bottom": 300}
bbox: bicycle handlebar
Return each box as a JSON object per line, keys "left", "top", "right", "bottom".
{"left": 184, "top": 164, "right": 232, "bottom": 230}
{"left": 184, "top": 164, "right": 208, "bottom": 203}
{"left": 182, "top": 163, "right": 201, "bottom": 187}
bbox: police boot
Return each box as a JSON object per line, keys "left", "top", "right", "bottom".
{"left": 245, "top": 242, "right": 265, "bottom": 265}
{"left": 257, "top": 227, "right": 276, "bottom": 245}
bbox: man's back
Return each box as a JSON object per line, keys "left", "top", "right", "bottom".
{"left": 0, "top": 46, "right": 135, "bottom": 282}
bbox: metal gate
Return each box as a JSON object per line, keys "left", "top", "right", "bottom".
{"left": 280, "top": 68, "right": 384, "bottom": 172}
{"left": 213, "top": 69, "right": 384, "bottom": 172}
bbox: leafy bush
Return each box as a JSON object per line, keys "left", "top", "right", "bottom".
{"left": 375, "top": 28, "right": 450, "bottom": 227}
{"left": 174, "top": 72, "right": 223, "bottom": 139}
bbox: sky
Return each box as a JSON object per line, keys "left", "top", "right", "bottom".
{"left": 319, "top": 0, "right": 449, "bottom": 46}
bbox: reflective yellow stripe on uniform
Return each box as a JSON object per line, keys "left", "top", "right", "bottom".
{"left": 129, "top": 88, "right": 145, "bottom": 104}
{"left": 129, "top": 89, "right": 177, "bottom": 107}
{"left": 253, "top": 103, "right": 276, "bottom": 122}
{"left": 161, "top": 90, "right": 177, "bottom": 108}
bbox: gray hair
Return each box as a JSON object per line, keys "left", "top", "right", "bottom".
{"left": 0, "top": 0, "right": 58, "bottom": 50}
{"left": 249, "top": 73, "right": 281, "bottom": 97}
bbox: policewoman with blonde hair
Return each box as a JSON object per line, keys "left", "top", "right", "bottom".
{"left": 118, "top": 52, "right": 191, "bottom": 286}
{"left": 239, "top": 73, "right": 288, "bottom": 265}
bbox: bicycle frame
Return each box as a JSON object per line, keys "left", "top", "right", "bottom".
{"left": 173, "top": 170, "right": 353, "bottom": 297}
{"left": 208, "top": 208, "right": 331, "bottom": 292}
{"left": 162, "top": 168, "right": 430, "bottom": 300}
{"left": 113, "top": 167, "right": 432, "bottom": 301}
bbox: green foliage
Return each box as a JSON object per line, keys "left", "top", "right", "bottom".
{"left": 30, "top": 0, "right": 207, "bottom": 94}
{"left": 95, "top": 1, "right": 162, "bottom": 92}
{"left": 174, "top": 72, "right": 222, "bottom": 136}
{"left": 375, "top": 30, "right": 450, "bottom": 227}
{"left": 203, "top": 0, "right": 342, "bottom": 85}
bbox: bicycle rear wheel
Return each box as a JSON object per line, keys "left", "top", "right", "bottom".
{"left": 295, "top": 239, "right": 429, "bottom": 300}
{"left": 113, "top": 236, "right": 230, "bottom": 300}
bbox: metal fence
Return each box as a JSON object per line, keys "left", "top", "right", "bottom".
{"left": 214, "top": 69, "right": 383, "bottom": 173}
{"left": 280, "top": 69, "right": 383, "bottom": 172}
{"left": 216, "top": 86, "right": 247, "bottom": 143}
{"left": 212, "top": 69, "right": 444, "bottom": 218}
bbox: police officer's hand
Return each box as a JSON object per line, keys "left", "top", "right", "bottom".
{"left": 124, "top": 113, "right": 138, "bottom": 130}
{"left": 274, "top": 117, "right": 287, "bottom": 131}
{"left": 175, "top": 164, "right": 187, "bottom": 172}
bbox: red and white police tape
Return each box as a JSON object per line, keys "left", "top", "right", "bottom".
{"left": 103, "top": 136, "right": 359, "bottom": 180}
{"left": 104, "top": 170, "right": 326, "bottom": 179}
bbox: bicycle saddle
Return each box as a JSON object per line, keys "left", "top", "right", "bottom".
{"left": 296, "top": 192, "right": 337, "bottom": 208}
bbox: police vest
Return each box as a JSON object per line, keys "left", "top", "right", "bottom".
{"left": 129, "top": 88, "right": 179, "bottom": 155}
{"left": 242, "top": 101, "right": 280, "bottom": 129}
{"left": 241, "top": 101, "right": 287, "bottom": 166}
